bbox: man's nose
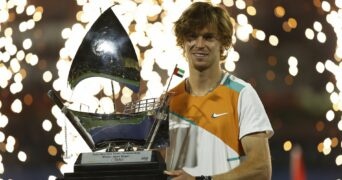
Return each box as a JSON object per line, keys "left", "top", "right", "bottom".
{"left": 194, "top": 37, "right": 205, "bottom": 48}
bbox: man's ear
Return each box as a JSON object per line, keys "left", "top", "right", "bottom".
{"left": 220, "top": 46, "right": 228, "bottom": 60}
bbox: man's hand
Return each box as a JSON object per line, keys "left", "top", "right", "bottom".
{"left": 164, "top": 170, "right": 195, "bottom": 180}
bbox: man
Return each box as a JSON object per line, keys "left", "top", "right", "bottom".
{"left": 164, "top": 2, "right": 274, "bottom": 180}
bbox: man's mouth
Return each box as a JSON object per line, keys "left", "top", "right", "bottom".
{"left": 192, "top": 52, "right": 208, "bottom": 57}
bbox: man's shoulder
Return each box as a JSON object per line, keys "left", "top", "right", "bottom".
{"left": 222, "top": 73, "right": 251, "bottom": 93}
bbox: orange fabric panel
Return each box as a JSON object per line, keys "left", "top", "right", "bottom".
{"left": 169, "top": 83, "right": 243, "bottom": 154}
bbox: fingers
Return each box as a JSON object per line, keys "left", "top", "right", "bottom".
{"left": 164, "top": 170, "right": 183, "bottom": 176}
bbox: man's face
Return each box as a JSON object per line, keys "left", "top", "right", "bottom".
{"left": 183, "top": 25, "right": 222, "bottom": 72}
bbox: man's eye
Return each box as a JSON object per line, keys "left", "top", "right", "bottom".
{"left": 186, "top": 34, "right": 197, "bottom": 41}
{"left": 204, "top": 34, "right": 216, "bottom": 40}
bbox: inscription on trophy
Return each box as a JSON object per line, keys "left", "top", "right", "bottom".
{"left": 81, "top": 151, "right": 152, "bottom": 164}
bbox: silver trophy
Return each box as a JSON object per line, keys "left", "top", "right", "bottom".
{"left": 48, "top": 5, "right": 169, "bottom": 179}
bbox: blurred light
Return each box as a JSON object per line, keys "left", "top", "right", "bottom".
{"left": 99, "top": 97, "right": 114, "bottom": 114}
{"left": 26, "top": 5, "right": 35, "bottom": 16}
{"left": 16, "top": 50, "right": 25, "bottom": 61}
{"left": 282, "top": 21, "right": 291, "bottom": 32}
{"left": 323, "top": 146, "right": 332, "bottom": 155}
{"left": 317, "top": 32, "right": 327, "bottom": 43}
{"left": 305, "top": 28, "right": 315, "bottom": 40}
{"left": 43, "top": 71, "right": 53, "bottom": 82}
{"left": 53, "top": 131, "right": 63, "bottom": 145}
{"left": 330, "top": 92, "right": 339, "bottom": 104}
{"left": 324, "top": 138, "right": 332, "bottom": 147}
{"left": 318, "top": 142, "right": 324, "bottom": 153}
{"left": 26, "top": 19, "right": 35, "bottom": 30}
{"left": 266, "top": 70, "right": 276, "bottom": 81}
{"left": 236, "top": 14, "right": 248, "bottom": 25}
{"left": 10, "top": 59, "right": 20, "bottom": 73}
{"left": 16, "top": 5, "right": 25, "bottom": 14}
{"left": 11, "top": 99, "right": 23, "bottom": 113}
{"left": 4, "top": 28, "right": 13, "bottom": 37}
{"left": 288, "top": 56, "right": 298, "bottom": 66}
{"left": 284, "top": 75, "right": 294, "bottom": 86}
{"left": 225, "top": 60, "right": 236, "bottom": 72}
{"left": 313, "top": 21, "right": 323, "bottom": 32}
{"left": 77, "top": 0, "right": 87, "bottom": 5}
{"left": 283, "top": 140, "right": 292, "bottom": 151}
{"left": 19, "top": 21, "right": 28, "bottom": 32}
{"left": 274, "top": 6, "right": 285, "bottom": 18}
{"left": 48, "top": 176, "right": 58, "bottom": 180}
{"left": 326, "top": 82, "right": 334, "bottom": 93}
{"left": 254, "top": 29, "right": 266, "bottom": 41}
{"left": 246, "top": 6, "right": 256, "bottom": 16}
{"left": 48, "top": 145, "right": 58, "bottom": 156}
{"left": 61, "top": 28, "right": 72, "bottom": 39}
{"left": 321, "top": 1, "right": 331, "bottom": 12}
{"left": 17, "top": 151, "right": 27, "bottom": 162}
{"left": 10, "top": 82, "right": 23, "bottom": 94}
{"left": 289, "top": 66, "right": 298, "bottom": 76}
{"left": 0, "top": 131, "right": 5, "bottom": 142}
{"left": 236, "top": 24, "right": 252, "bottom": 42}
{"left": 336, "top": 0, "right": 342, "bottom": 8}
{"left": 313, "top": 0, "right": 321, "bottom": 7}
{"left": 269, "top": 35, "right": 279, "bottom": 46}
{"left": 223, "top": 0, "right": 234, "bottom": 7}
{"left": 336, "top": 155, "right": 342, "bottom": 166}
{"left": 235, "top": 0, "right": 246, "bottom": 10}
{"left": 23, "top": 94, "right": 33, "bottom": 106}
{"left": 326, "top": 110, "right": 335, "bottom": 121}
{"left": 6, "top": 136, "right": 16, "bottom": 153}
{"left": 315, "top": 121, "right": 325, "bottom": 132}
{"left": 0, "top": 9, "right": 9, "bottom": 23}
{"left": 268, "top": 56, "right": 277, "bottom": 66}
{"left": 42, "top": 119, "right": 53, "bottom": 132}
{"left": 0, "top": 115, "right": 8, "bottom": 128}
{"left": 14, "top": 72, "right": 23, "bottom": 83}
{"left": 316, "top": 61, "right": 325, "bottom": 73}
{"left": 33, "top": 11, "right": 42, "bottom": 21}
{"left": 331, "top": 137, "right": 339, "bottom": 148}
{"left": 288, "top": 18, "right": 297, "bottom": 29}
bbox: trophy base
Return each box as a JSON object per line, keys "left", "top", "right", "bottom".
{"left": 63, "top": 150, "right": 166, "bottom": 180}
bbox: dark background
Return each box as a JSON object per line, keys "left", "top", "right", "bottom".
{"left": 0, "top": 0, "right": 341, "bottom": 179}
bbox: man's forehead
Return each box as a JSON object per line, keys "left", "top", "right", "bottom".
{"left": 194, "top": 24, "right": 218, "bottom": 34}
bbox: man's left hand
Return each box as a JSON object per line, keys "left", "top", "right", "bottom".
{"left": 164, "top": 170, "right": 195, "bottom": 180}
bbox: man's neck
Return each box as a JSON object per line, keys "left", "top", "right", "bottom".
{"left": 187, "top": 68, "right": 224, "bottom": 96}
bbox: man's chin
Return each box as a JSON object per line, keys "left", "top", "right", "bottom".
{"left": 192, "top": 63, "right": 209, "bottom": 72}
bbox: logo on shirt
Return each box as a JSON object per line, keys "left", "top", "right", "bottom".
{"left": 211, "top": 112, "right": 229, "bottom": 118}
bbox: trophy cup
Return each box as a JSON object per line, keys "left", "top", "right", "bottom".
{"left": 48, "top": 6, "right": 169, "bottom": 179}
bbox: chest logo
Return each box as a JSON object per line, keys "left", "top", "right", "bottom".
{"left": 211, "top": 112, "right": 229, "bottom": 118}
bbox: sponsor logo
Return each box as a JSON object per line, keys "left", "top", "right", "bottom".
{"left": 211, "top": 112, "right": 229, "bottom": 118}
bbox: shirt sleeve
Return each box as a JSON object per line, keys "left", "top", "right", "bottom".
{"left": 238, "top": 84, "right": 274, "bottom": 139}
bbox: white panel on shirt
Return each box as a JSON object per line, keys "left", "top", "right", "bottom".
{"left": 237, "top": 82, "right": 274, "bottom": 139}
{"left": 182, "top": 126, "right": 242, "bottom": 176}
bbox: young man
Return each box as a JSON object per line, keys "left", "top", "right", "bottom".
{"left": 164, "top": 2, "right": 274, "bottom": 180}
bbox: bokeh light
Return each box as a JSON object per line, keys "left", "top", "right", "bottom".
{"left": 1, "top": 0, "right": 341, "bottom": 178}
{"left": 0, "top": 0, "right": 50, "bottom": 177}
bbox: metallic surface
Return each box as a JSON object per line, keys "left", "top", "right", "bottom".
{"left": 68, "top": 7, "right": 140, "bottom": 92}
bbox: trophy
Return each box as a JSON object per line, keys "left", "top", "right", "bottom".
{"left": 48, "top": 6, "right": 169, "bottom": 179}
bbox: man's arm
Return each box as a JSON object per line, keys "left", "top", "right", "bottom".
{"left": 213, "top": 132, "right": 272, "bottom": 180}
{"left": 164, "top": 132, "right": 271, "bottom": 180}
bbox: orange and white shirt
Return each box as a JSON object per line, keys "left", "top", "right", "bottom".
{"left": 165, "top": 72, "right": 273, "bottom": 176}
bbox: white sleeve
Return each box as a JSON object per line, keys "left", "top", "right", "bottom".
{"left": 238, "top": 84, "right": 274, "bottom": 139}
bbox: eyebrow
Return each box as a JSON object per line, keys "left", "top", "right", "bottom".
{"left": 187, "top": 32, "right": 217, "bottom": 37}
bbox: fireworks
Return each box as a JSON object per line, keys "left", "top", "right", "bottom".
{"left": 0, "top": 0, "right": 340, "bottom": 178}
